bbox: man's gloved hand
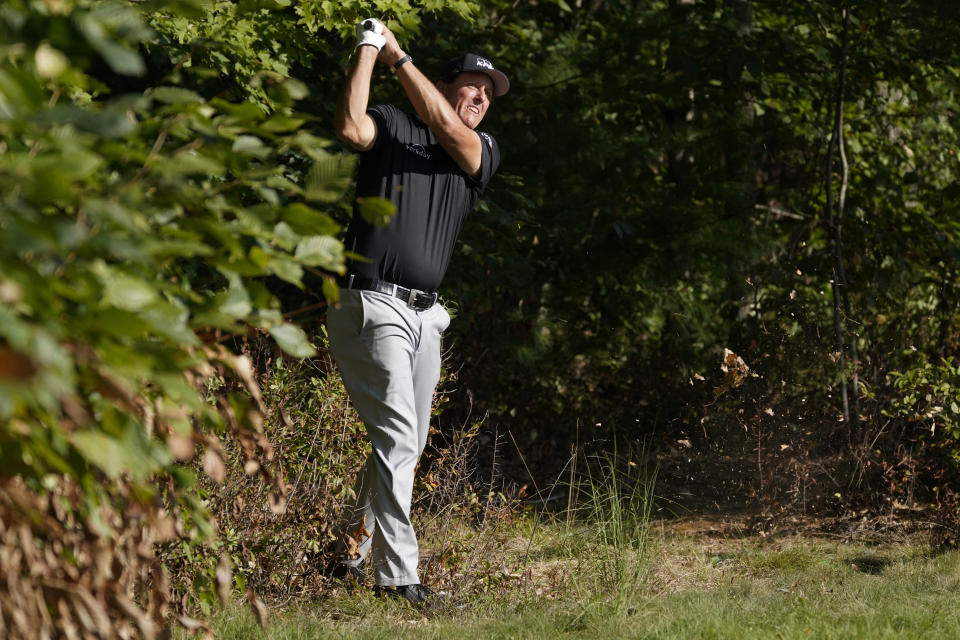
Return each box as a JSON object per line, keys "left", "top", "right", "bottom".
{"left": 356, "top": 18, "right": 387, "bottom": 51}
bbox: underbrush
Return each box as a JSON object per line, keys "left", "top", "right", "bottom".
{"left": 159, "top": 333, "right": 514, "bottom": 619}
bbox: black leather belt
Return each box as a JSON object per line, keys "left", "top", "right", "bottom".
{"left": 345, "top": 274, "right": 438, "bottom": 311}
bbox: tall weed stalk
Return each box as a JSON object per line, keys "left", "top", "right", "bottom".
{"left": 578, "top": 448, "right": 656, "bottom": 607}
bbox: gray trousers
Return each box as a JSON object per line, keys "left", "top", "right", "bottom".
{"left": 326, "top": 288, "right": 450, "bottom": 586}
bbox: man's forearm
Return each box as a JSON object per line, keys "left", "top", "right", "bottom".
{"left": 397, "top": 64, "right": 465, "bottom": 138}
{"left": 386, "top": 50, "right": 482, "bottom": 175}
{"left": 334, "top": 46, "right": 378, "bottom": 150}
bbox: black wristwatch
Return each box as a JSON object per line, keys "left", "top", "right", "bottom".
{"left": 392, "top": 55, "right": 412, "bottom": 74}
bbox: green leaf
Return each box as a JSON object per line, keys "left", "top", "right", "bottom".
{"left": 238, "top": 0, "right": 292, "bottom": 12}
{"left": 232, "top": 135, "right": 270, "bottom": 158}
{"left": 292, "top": 131, "right": 335, "bottom": 160}
{"left": 139, "top": 300, "right": 199, "bottom": 345}
{"left": 305, "top": 154, "right": 355, "bottom": 203}
{"left": 248, "top": 246, "right": 270, "bottom": 269}
{"left": 219, "top": 272, "right": 252, "bottom": 318}
{"left": 0, "top": 67, "right": 46, "bottom": 118}
{"left": 211, "top": 99, "right": 264, "bottom": 123}
{"left": 281, "top": 203, "right": 341, "bottom": 236}
{"left": 295, "top": 236, "right": 343, "bottom": 269}
{"left": 143, "top": 236, "right": 214, "bottom": 259}
{"left": 268, "top": 322, "right": 315, "bottom": 358}
{"left": 267, "top": 256, "right": 304, "bottom": 286}
{"left": 82, "top": 309, "right": 151, "bottom": 339}
{"left": 92, "top": 39, "right": 145, "bottom": 76}
{"left": 34, "top": 105, "right": 135, "bottom": 138}
{"left": 72, "top": 421, "right": 167, "bottom": 481}
{"left": 321, "top": 277, "right": 340, "bottom": 303}
{"left": 96, "top": 265, "right": 159, "bottom": 312}
{"left": 158, "top": 0, "right": 213, "bottom": 19}
{"left": 264, "top": 76, "right": 308, "bottom": 105}
{"left": 260, "top": 114, "right": 306, "bottom": 133}
{"left": 271, "top": 221, "right": 299, "bottom": 251}
{"left": 154, "top": 152, "right": 225, "bottom": 177}
{"left": 43, "top": 147, "right": 104, "bottom": 181}
{"left": 356, "top": 196, "right": 396, "bottom": 226}
{"left": 148, "top": 86, "right": 205, "bottom": 105}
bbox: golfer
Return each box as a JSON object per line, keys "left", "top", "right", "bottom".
{"left": 327, "top": 18, "right": 508, "bottom": 606}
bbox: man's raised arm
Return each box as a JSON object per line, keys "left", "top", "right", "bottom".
{"left": 376, "top": 27, "right": 483, "bottom": 177}
{"left": 333, "top": 22, "right": 382, "bottom": 152}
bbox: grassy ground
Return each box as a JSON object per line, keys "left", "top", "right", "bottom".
{"left": 181, "top": 513, "right": 960, "bottom": 639}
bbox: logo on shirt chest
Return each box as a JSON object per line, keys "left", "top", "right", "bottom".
{"left": 404, "top": 143, "right": 432, "bottom": 159}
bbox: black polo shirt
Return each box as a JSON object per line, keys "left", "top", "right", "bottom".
{"left": 343, "top": 104, "right": 500, "bottom": 292}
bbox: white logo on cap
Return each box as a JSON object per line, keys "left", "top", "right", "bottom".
{"left": 475, "top": 57, "right": 493, "bottom": 70}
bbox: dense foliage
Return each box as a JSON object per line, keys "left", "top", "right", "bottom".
{"left": 434, "top": 0, "right": 960, "bottom": 514}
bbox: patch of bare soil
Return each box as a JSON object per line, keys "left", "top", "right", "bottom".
{"left": 654, "top": 508, "right": 940, "bottom": 545}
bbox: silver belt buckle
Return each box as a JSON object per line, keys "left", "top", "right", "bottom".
{"left": 407, "top": 288, "right": 418, "bottom": 309}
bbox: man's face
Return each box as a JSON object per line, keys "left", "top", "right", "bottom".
{"left": 440, "top": 72, "right": 495, "bottom": 130}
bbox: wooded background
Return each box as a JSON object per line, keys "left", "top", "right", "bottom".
{"left": 2, "top": 0, "right": 959, "bottom": 636}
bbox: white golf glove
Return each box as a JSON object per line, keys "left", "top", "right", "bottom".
{"left": 356, "top": 18, "right": 386, "bottom": 51}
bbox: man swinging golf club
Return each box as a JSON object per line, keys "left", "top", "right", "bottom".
{"left": 327, "top": 18, "right": 509, "bottom": 606}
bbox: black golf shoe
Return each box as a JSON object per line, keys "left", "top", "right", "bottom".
{"left": 374, "top": 583, "right": 448, "bottom": 610}
{"left": 325, "top": 558, "right": 366, "bottom": 587}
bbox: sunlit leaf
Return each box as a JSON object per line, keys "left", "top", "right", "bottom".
{"left": 96, "top": 267, "right": 159, "bottom": 312}
{"left": 268, "top": 322, "right": 315, "bottom": 358}
{"left": 219, "top": 272, "right": 252, "bottom": 318}
{"left": 305, "top": 154, "right": 355, "bottom": 203}
{"left": 267, "top": 257, "right": 303, "bottom": 286}
{"left": 232, "top": 135, "right": 269, "bottom": 158}
{"left": 295, "top": 236, "right": 343, "bottom": 269}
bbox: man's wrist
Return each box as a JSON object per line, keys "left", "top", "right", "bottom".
{"left": 382, "top": 49, "right": 408, "bottom": 67}
{"left": 391, "top": 54, "right": 413, "bottom": 74}
{"left": 355, "top": 44, "right": 379, "bottom": 59}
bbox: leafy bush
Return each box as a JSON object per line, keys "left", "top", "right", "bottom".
{"left": 0, "top": 0, "right": 344, "bottom": 635}
{"left": 883, "top": 357, "right": 960, "bottom": 517}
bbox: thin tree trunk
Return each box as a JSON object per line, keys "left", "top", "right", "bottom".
{"left": 836, "top": 72, "right": 860, "bottom": 431}
{"left": 824, "top": 3, "right": 854, "bottom": 428}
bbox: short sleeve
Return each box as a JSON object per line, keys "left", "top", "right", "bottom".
{"left": 366, "top": 104, "right": 400, "bottom": 152}
{"left": 472, "top": 131, "right": 501, "bottom": 191}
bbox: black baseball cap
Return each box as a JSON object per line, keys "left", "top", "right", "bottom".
{"left": 441, "top": 53, "right": 510, "bottom": 97}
